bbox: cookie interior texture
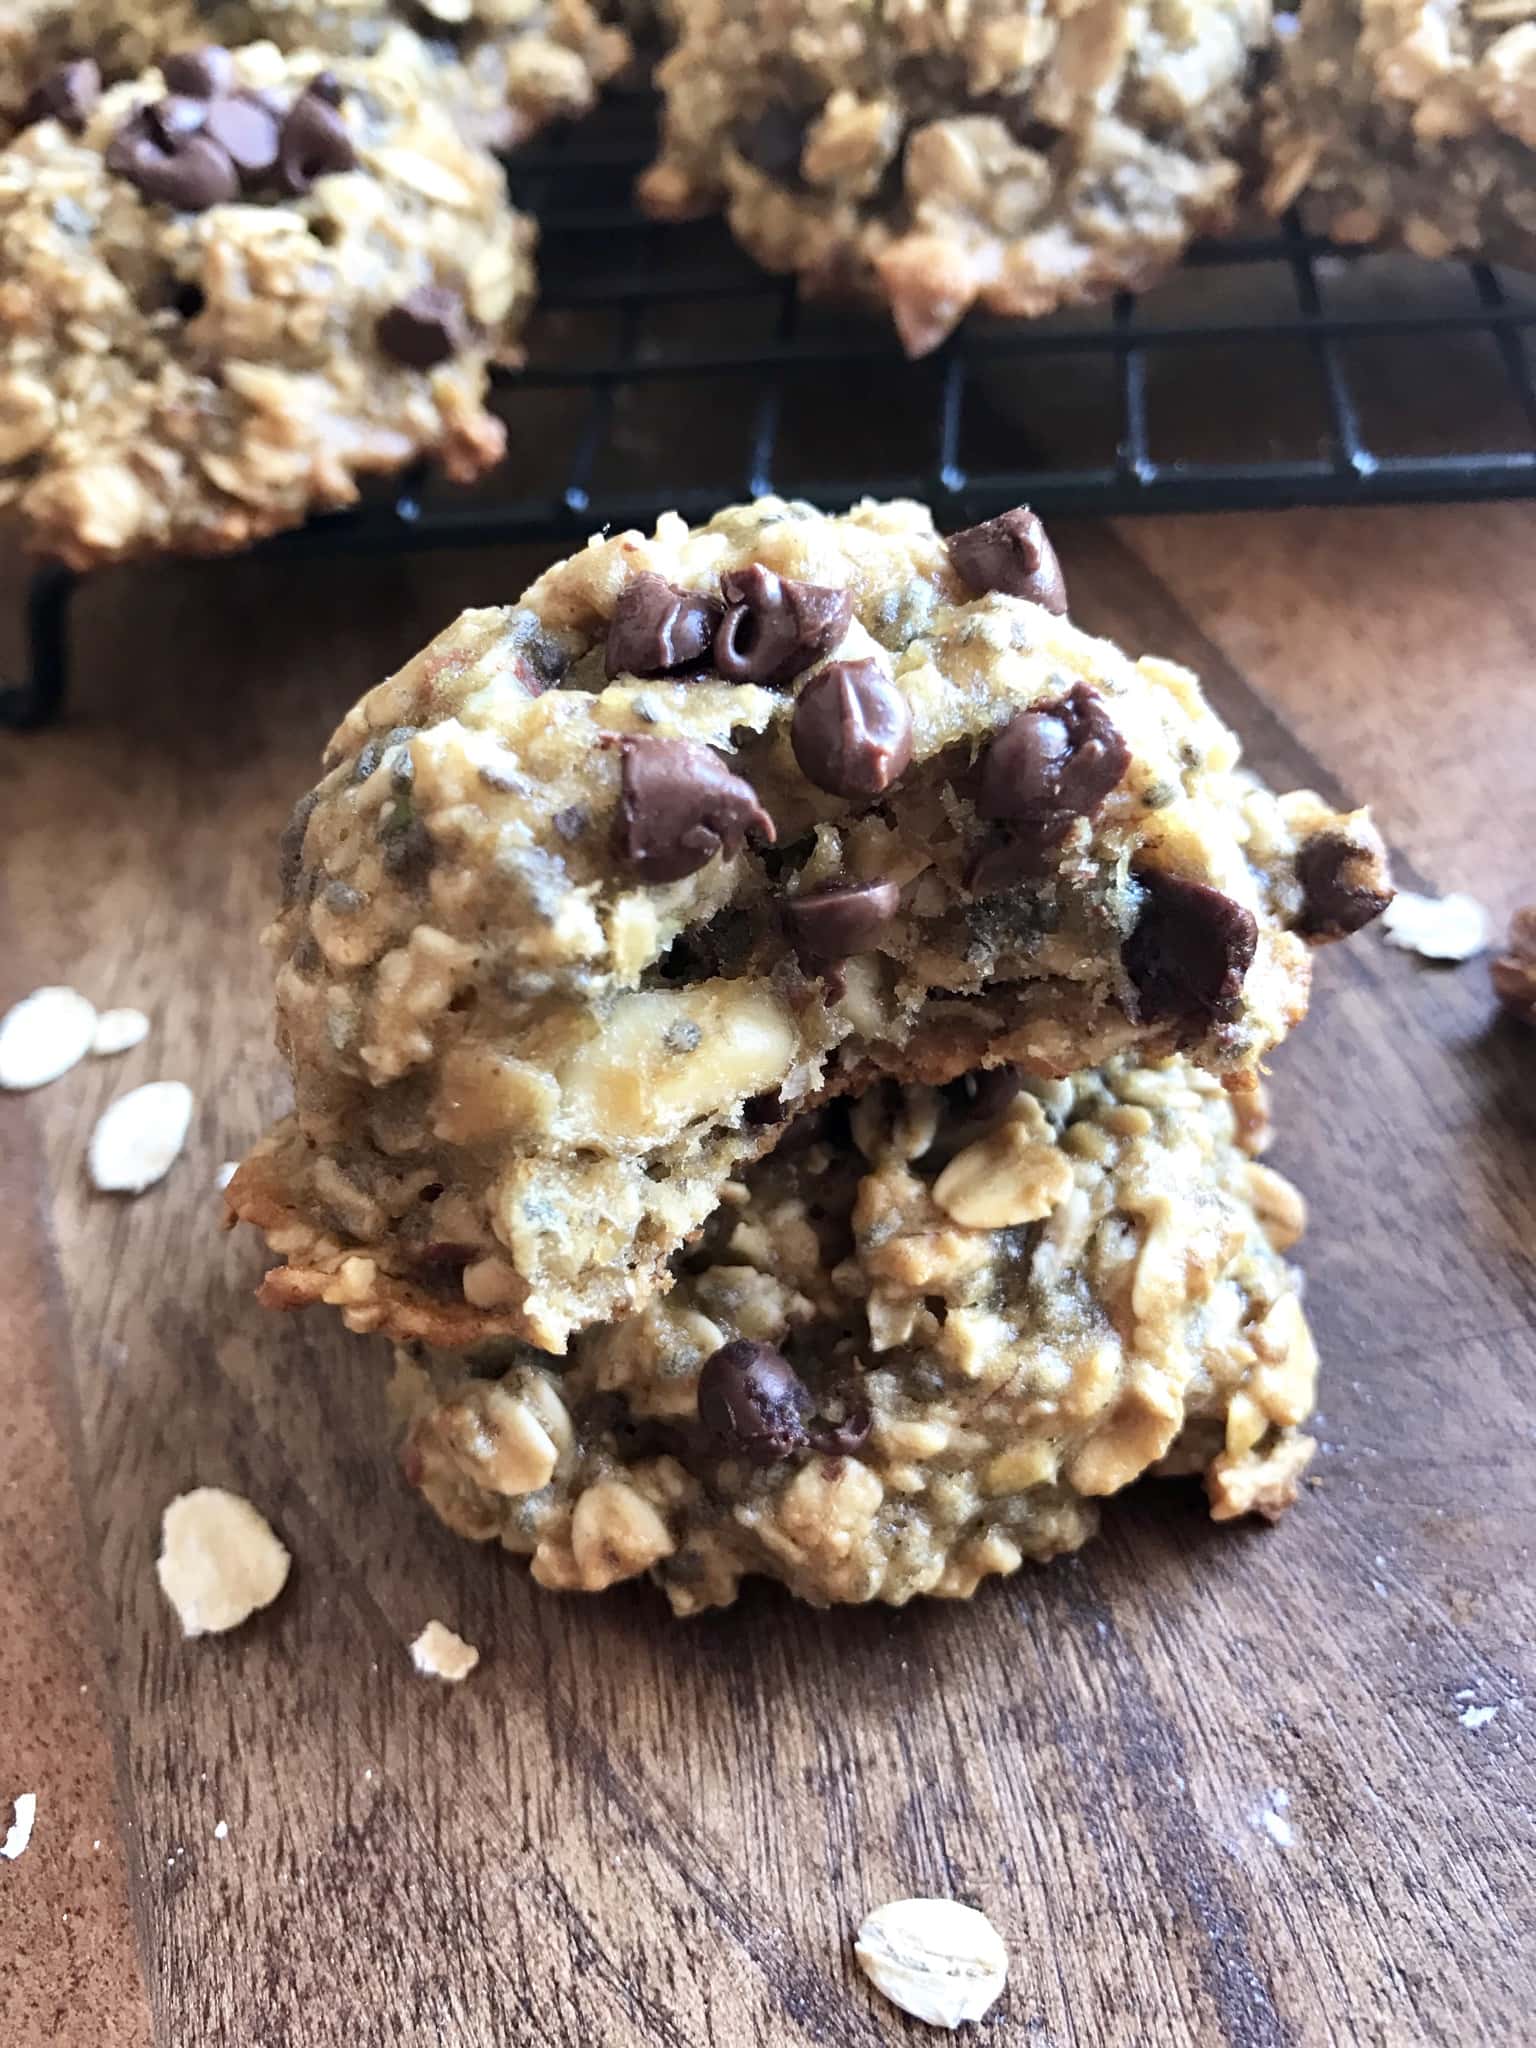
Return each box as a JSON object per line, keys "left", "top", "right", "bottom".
{"left": 3, "top": 3, "right": 630, "bottom": 150}
{"left": 227, "top": 496, "right": 1390, "bottom": 1355}
{"left": 394, "top": 1056, "right": 1318, "bottom": 1612}
{"left": 1263, "top": 0, "right": 1536, "bottom": 266}
{"left": 0, "top": 38, "right": 536, "bottom": 566}
{"left": 639, "top": 0, "right": 1270, "bottom": 354}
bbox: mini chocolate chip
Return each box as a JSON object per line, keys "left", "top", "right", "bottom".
{"left": 377, "top": 285, "right": 467, "bottom": 368}
{"left": 202, "top": 92, "right": 281, "bottom": 184}
{"left": 1294, "top": 831, "right": 1394, "bottom": 939}
{"left": 697, "top": 1339, "right": 811, "bottom": 1465}
{"left": 161, "top": 46, "right": 235, "bottom": 98}
{"left": 785, "top": 879, "right": 900, "bottom": 969}
{"left": 148, "top": 94, "right": 211, "bottom": 143}
{"left": 381, "top": 816, "right": 434, "bottom": 882}
{"left": 605, "top": 573, "right": 723, "bottom": 680}
{"left": 21, "top": 58, "right": 100, "bottom": 132}
{"left": 947, "top": 507, "right": 1068, "bottom": 615}
{"left": 306, "top": 70, "right": 344, "bottom": 107}
{"left": 713, "top": 564, "right": 852, "bottom": 687}
{"left": 106, "top": 114, "right": 239, "bottom": 209}
{"left": 731, "top": 104, "right": 809, "bottom": 182}
{"left": 948, "top": 1066, "right": 1022, "bottom": 1120}
{"left": 978, "top": 683, "right": 1130, "bottom": 837}
{"left": 616, "top": 735, "right": 775, "bottom": 884}
{"left": 275, "top": 89, "right": 355, "bottom": 196}
{"left": 1123, "top": 868, "right": 1258, "bottom": 1027}
{"left": 810, "top": 1405, "right": 872, "bottom": 1458}
{"left": 790, "top": 658, "right": 913, "bottom": 799}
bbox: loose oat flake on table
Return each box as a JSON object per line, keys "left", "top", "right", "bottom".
{"left": 156, "top": 1486, "right": 291, "bottom": 1636}
{"left": 90, "top": 1005, "right": 149, "bottom": 1055}
{"left": 1381, "top": 889, "right": 1489, "bottom": 962}
{"left": 89, "top": 1079, "right": 193, "bottom": 1192}
{"left": 225, "top": 495, "right": 1390, "bottom": 1357}
{"left": 855, "top": 1897, "right": 1009, "bottom": 2030}
{"left": 0, "top": 984, "right": 97, "bottom": 1089}
{"left": 1, "top": 1792, "right": 37, "bottom": 1862}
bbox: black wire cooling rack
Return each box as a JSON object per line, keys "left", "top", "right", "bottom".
{"left": 6, "top": 85, "right": 1536, "bottom": 730}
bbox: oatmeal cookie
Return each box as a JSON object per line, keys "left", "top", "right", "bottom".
{"left": 638, "top": 0, "right": 1270, "bottom": 356}
{"left": 3, "top": 3, "right": 629, "bottom": 149}
{"left": 0, "top": 39, "right": 535, "bottom": 567}
{"left": 1263, "top": 0, "right": 1536, "bottom": 265}
{"left": 225, "top": 495, "right": 1390, "bottom": 1354}
{"left": 392, "top": 1057, "right": 1319, "bottom": 1611}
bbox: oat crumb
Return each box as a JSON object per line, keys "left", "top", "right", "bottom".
{"left": 1459, "top": 1704, "right": 1498, "bottom": 1731}
{"left": 156, "top": 1487, "right": 291, "bottom": 1637}
{"left": 2, "top": 1794, "right": 37, "bottom": 1861}
{"left": 410, "top": 1620, "right": 481, "bottom": 1682}
{"left": 213, "top": 1820, "right": 229, "bottom": 1841}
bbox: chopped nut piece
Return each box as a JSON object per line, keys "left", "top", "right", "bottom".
{"left": 156, "top": 1487, "right": 291, "bottom": 1637}
{"left": 409, "top": 1620, "right": 480, "bottom": 1683}
{"left": 855, "top": 1897, "right": 1009, "bottom": 2030}
{"left": 89, "top": 1081, "right": 194, "bottom": 1193}
{"left": 1381, "top": 889, "right": 1489, "bottom": 962}
{"left": 0, "top": 985, "right": 96, "bottom": 1090}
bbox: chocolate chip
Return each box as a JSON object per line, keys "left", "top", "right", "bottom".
{"left": 790, "top": 658, "right": 913, "bottom": 799}
{"left": 785, "top": 879, "right": 900, "bottom": 969}
{"left": 606, "top": 574, "right": 723, "bottom": 680}
{"left": 1294, "top": 831, "right": 1393, "bottom": 939}
{"left": 202, "top": 92, "right": 281, "bottom": 185}
{"left": 381, "top": 816, "right": 434, "bottom": 883}
{"left": 616, "top": 735, "right": 775, "bottom": 884}
{"left": 978, "top": 683, "right": 1130, "bottom": 837}
{"left": 161, "top": 46, "right": 235, "bottom": 98}
{"left": 731, "top": 104, "right": 809, "bottom": 182}
{"left": 377, "top": 285, "right": 467, "bottom": 368}
{"left": 964, "top": 832, "right": 1054, "bottom": 897}
{"left": 947, "top": 1066, "right": 1022, "bottom": 1121}
{"left": 697, "top": 1340, "right": 811, "bottom": 1465}
{"left": 947, "top": 507, "right": 1068, "bottom": 615}
{"left": 275, "top": 89, "right": 355, "bottom": 196}
{"left": 713, "top": 564, "right": 852, "bottom": 687}
{"left": 148, "top": 94, "right": 211, "bottom": 143}
{"left": 21, "top": 58, "right": 99, "bottom": 132}
{"left": 106, "top": 114, "right": 240, "bottom": 211}
{"left": 1122, "top": 868, "right": 1258, "bottom": 1027}
{"left": 306, "top": 70, "right": 344, "bottom": 107}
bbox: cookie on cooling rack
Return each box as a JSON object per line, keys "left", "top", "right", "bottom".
{"left": 0, "top": 39, "right": 535, "bottom": 567}
{"left": 637, "top": 0, "right": 1270, "bottom": 355}
{"left": 3, "top": 2, "right": 629, "bottom": 148}
{"left": 393, "top": 1057, "right": 1319, "bottom": 1610}
{"left": 1263, "top": 0, "right": 1536, "bottom": 267}
{"left": 223, "top": 492, "right": 1390, "bottom": 1355}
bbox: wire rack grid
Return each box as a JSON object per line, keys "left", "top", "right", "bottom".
{"left": 5, "top": 86, "right": 1536, "bottom": 729}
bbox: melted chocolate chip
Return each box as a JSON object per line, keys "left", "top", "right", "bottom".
{"left": 785, "top": 879, "right": 900, "bottom": 969}
{"left": 275, "top": 87, "right": 355, "bottom": 196}
{"left": 946, "top": 507, "right": 1068, "bottom": 615}
{"left": 202, "top": 92, "right": 281, "bottom": 184}
{"left": 713, "top": 564, "right": 852, "bottom": 687}
{"left": 978, "top": 683, "right": 1130, "bottom": 837}
{"left": 790, "top": 658, "right": 914, "bottom": 799}
{"left": 161, "top": 46, "right": 236, "bottom": 98}
{"left": 1122, "top": 868, "right": 1258, "bottom": 1028}
{"left": 616, "top": 735, "right": 775, "bottom": 884}
{"left": 605, "top": 573, "right": 723, "bottom": 680}
{"left": 1294, "top": 831, "right": 1394, "bottom": 939}
{"left": 964, "top": 831, "right": 1054, "bottom": 897}
{"left": 377, "top": 285, "right": 467, "bottom": 368}
{"left": 21, "top": 59, "right": 100, "bottom": 132}
{"left": 697, "top": 1339, "right": 812, "bottom": 1464}
{"left": 106, "top": 112, "right": 240, "bottom": 210}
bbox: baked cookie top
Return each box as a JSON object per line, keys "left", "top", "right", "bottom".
{"left": 640, "top": 0, "right": 1270, "bottom": 353}
{"left": 0, "top": 38, "right": 535, "bottom": 564}
{"left": 395, "top": 1056, "right": 1318, "bottom": 1611}
{"left": 1264, "top": 0, "right": 1536, "bottom": 261}
{"left": 227, "top": 495, "right": 1390, "bottom": 1355}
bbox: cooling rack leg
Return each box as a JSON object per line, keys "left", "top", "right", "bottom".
{"left": 0, "top": 565, "right": 76, "bottom": 733}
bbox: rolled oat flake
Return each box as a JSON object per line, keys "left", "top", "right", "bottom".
{"left": 0, "top": 984, "right": 97, "bottom": 1089}
{"left": 89, "top": 1080, "right": 193, "bottom": 1192}
{"left": 855, "top": 1897, "right": 1009, "bottom": 2029}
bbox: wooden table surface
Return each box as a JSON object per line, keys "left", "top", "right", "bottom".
{"left": 1, "top": 505, "right": 1532, "bottom": 2048}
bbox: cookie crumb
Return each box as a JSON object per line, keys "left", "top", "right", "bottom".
{"left": 213, "top": 1820, "right": 229, "bottom": 1840}
{"left": 156, "top": 1487, "right": 291, "bottom": 1637}
{"left": 91, "top": 1007, "right": 150, "bottom": 1056}
{"left": 90, "top": 1080, "right": 194, "bottom": 1193}
{"left": 2, "top": 1792, "right": 37, "bottom": 1861}
{"left": 409, "top": 1620, "right": 480, "bottom": 1683}
{"left": 1381, "top": 889, "right": 1488, "bottom": 962}
{"left": 1250, "top": 1789, "right": 1295, "bottom": 1848}
{"left": 854, "top": 1898, "right": 1008, "bottom": 2030}
{"left": 0, "top": 986, "right": 96, "bottom": 1090}
{"left": 1459, "top": 1703, "right": 1498, "bottom": 1731}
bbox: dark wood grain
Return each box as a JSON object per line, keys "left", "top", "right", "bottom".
{"left": 1, "top": 510, "right": 1532, "bottom": 2048}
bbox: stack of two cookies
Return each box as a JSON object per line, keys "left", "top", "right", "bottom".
{"left": 228, "top": 495, "right": 1392, "bottom": 1613}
